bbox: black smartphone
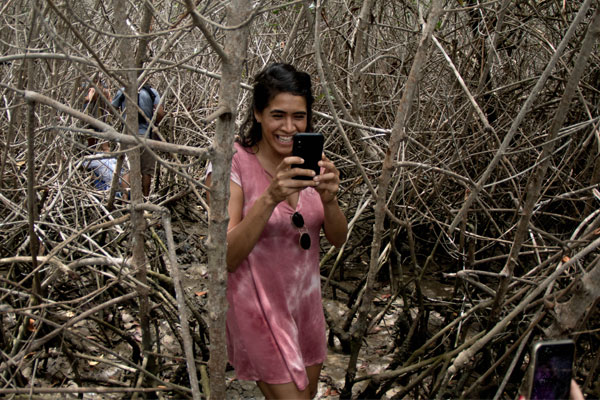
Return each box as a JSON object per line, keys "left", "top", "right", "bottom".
{"left": 528, "top": 339, "right": 575, "bottom": 400}
{"left": 292, "top": 132, "right": 324, "bottom": 180}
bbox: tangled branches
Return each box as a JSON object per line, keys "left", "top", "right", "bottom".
{"left": 0, "top": 0, "right": 599, "bottom": 398}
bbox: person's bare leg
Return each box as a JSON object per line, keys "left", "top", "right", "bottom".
{"left": 256, "top": 381, "right": 274, "bottom": 399}
{"left": 142, "top": 174, "right": 151, "bottom": 197}
{"left": 256, "top": 363, "right": 322, "bottom": 400}
{"left": 256, "top": 381, "right": 310, "bottom": 400}
{"left": 306, "top": 363, "right": 322, "bottom": 399}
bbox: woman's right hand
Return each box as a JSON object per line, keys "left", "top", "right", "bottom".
{"left": 264, "top": 156, "right": 316, "bottom": 205}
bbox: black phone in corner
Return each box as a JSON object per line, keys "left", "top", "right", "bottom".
{"left": 528, "top": 339, "right": 575, "bottom": 400}
{"left": 292, "top": 132, "right": 324, "bottom": 180}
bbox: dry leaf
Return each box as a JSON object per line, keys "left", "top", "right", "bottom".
{"left": 89, "top": 355, "right": 103, "bottom": 366}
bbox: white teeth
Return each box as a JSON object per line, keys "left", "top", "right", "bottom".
{"left": 278, "top": 135, "right": 292, "bottom": 143}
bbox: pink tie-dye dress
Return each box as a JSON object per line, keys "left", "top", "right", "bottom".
{"left": 226, "top": 142, "right": 327, "bottom": 391}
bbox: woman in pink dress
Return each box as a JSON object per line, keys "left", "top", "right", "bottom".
{"left": 208, "top": 63, "right": 347, "bottom": 399}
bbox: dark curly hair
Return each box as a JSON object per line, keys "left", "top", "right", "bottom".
{"left": 239, "top": 63, "right": 314, "bottom": 148}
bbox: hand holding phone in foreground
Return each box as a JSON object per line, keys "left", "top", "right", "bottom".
{"left": 520, "top": 380, "right": 584, "bottom": 400}
{"left": 528, "top": 339, "right": 576, "bottom": 400}
{"left": 569, "top": 380, "right": 584, "bottom": 400}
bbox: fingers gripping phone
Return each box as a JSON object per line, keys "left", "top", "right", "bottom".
{"left": 292, "top": 133, "right": 324, "bottom": 180}
{"left": 528, "top": 339, "right": 575, "bottom": 400}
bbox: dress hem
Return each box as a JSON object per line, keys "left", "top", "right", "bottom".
{"left": 230, "top": 357, "right": 326, "bottom": 389}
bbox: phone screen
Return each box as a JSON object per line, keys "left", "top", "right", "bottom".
{"left": 529, "top": 340, "right": 574, "bottom": 400}
{"left": 292, "top": 133, "right": 324, "bottom": 180}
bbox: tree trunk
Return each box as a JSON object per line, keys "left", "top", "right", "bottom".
{"left": 184, "top": 0, "right": 251, "bottom": 397}
{"left": 113, "top": 0, "right": 156, "bottom": 391}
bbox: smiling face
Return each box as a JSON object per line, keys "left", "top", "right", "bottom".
{"left": 255, "top": 92, "right": 308, "bottom": 161}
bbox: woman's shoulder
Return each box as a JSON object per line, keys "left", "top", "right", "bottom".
{"left": 232, "top": 142, "right": 262, "bottom": 182}
{"left": 233, "top": 142, "right": 257, "bottom": 162}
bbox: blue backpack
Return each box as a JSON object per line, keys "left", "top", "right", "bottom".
{"left": 138, "top": 85, "right": 156, "bottom": 125}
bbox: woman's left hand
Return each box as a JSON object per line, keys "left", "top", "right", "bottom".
{"left": 315, "top": 154, "right": 340, "bottom": 205}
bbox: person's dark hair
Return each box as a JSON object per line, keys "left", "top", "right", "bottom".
{"left": 239, "top": 63, "right": 314, "bottom": 148}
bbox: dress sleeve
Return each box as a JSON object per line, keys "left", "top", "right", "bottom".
{"left": 205, "top": 159, "right": 241, "bottom": 187}
{"left": 230, "top": 152, "right": 241, "bottom": 187}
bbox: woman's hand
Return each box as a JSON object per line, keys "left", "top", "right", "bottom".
{"left": 314, "top": 154, "right": 340, "bottom": 205}
{"left": 264, "top": 156, "right": 317, "bottom": 205}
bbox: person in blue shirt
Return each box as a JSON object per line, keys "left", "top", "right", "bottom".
{"left": 86, "top": 141, "right": 130, "bottom": 198}
{"left": 111, "top": 84, "right": 165, "bottom": 197}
